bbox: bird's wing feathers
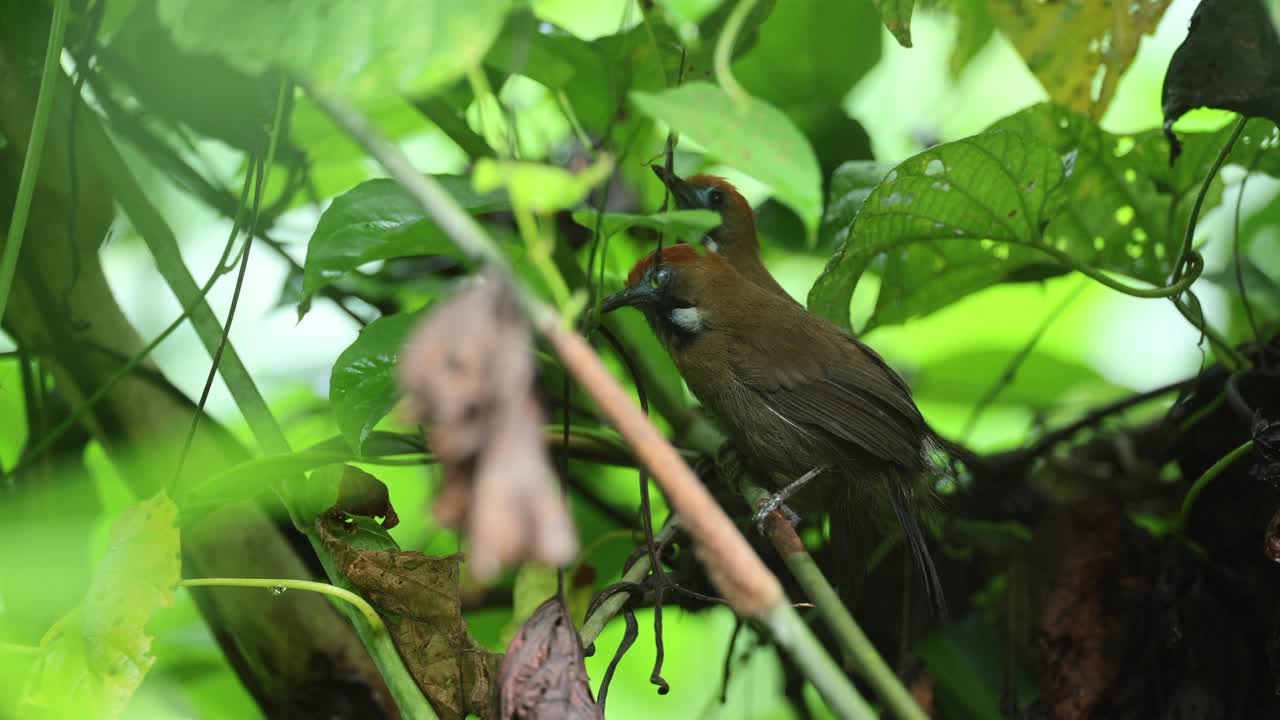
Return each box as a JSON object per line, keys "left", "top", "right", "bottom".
{"left": 734, "top": 323, "right": 925, "bottom": 465}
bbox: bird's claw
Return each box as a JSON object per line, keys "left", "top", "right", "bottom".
{"left": 753, "top": 496, "right": 800, "bottom": 535}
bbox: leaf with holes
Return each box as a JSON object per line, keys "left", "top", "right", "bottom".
{"left": 989, "top": 0, "right": 1172, "bottom": 119}
{"left": 331, "top": 312, "right": 423, "bottom": 456}
{"left": 994, "top": 105, "right": 1280, "bottom": 294}
{"left": 631, "top": 82, "right": 823, "bottom": 244}
{"left": 809, "top": 130, "right": 1071, "bottom": 330}
{"left": 20, "top": 494, "right": 180, "bottom": 720}
{"left": 155, "top": 0, "right": 512, "bottom": 98}
{"left": 870, "top": 0, "right": 915, "bottom": 47}
{"left": 302, "top": 177, "right": 504, "bottom": 315}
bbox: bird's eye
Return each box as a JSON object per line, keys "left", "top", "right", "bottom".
{"left": 706, "top": 188, "right": 726, "bottom": 209}
{"left": 650, "top": 265, "right": 672, "bottom": 288}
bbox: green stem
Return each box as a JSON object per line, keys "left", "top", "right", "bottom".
{"left": 1174, "top": 116, "right": 1248, "bottom": 284}
{"left": 580, "top": 522, "right": 678, "bottom": 647}
{"left": 178, "top": 578, "right": 389, "bottom": 638}
{"left": 0, "top": 641, "right": 41, "bottom": 658}
{"left": 1176, "top": 439, "right": 1254, "bottom": 531}
{"left": 714, "top": 0, "right": 758, "bottom": 104}
{"left": 1173, "top": 297, "right": 1247, "bottom": 370}
{"left": 763, "top": 604, "right": 878, "bottom": 720}
{"left": 0, "top": 0, "right": 70, "bottom": 323}
{"left": 742, "top": 482, "right": 927, "bottom": 720}
{"left": 1039, "top": 244, "right": 1204, "bottom": 299}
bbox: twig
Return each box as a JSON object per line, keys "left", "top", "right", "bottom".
{"left": 961, "top": 279, "right": 1088, "bottom": 440}
{"left": 1174, "top": 117, "right": 1248, "bottom": 285}
{"left": 1232, "top": 149, "right": 1264, "bottom": 365}
{"left": 742, "top": 480, "right": 928, "bottom": 720}
{"left": 1176, "top": 439, "right": 1255, "bottom": 531}
{"left": 179, "top": 577, "right": 390, "bottom": 638}
{"left": 0, "top": 0, "right": 69, "bottom": 323}
{"left": 714, "top": 0, "right": 759, "bottom": 104}
{"left": 581, "top": 521, "right": 679, "bottom": 647}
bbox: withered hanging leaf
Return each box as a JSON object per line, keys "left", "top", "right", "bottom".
{"left": 499, "top": 596, "right": 602, "bottom": 720}
{"left": 990, "top": 0, "right": 1171, "bottom": 119}
{"left": 1163, "top": 0, "right": 1280, "bottom": 159}
{"left": 336, "top": 465, "right": 400, "bottom": 529}
{"left": 318, "top": 515, "right": 500, "bottom": 720}
{"left": 398, "top": 269, "right": 577, "bottom": 581}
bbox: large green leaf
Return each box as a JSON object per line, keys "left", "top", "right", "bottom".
{"left": 20, "top": 494, "right": 180, "bottom": 720}
{"left": 154, "top": 0, "right": 512, "bottom": 97}
{"left": 631, "top": 82, "right": 822, "bottom": 243}
{"left": 301, "top": 177, "right": 504, "bottom": 312}
{"left": 809, "top": 130, "right": 1070, "bottom": 330}
{"left": 331, "top": 312, "right": 422, "bottom": 455}
{"left": 913, "top": 349, "right": 1125, "bottom": 409}
{"left": 732, "top": 0, "right": 880, "bottom": 180}
{"left": 570, "top": 209, "right": 720, "bottom": 240}
{"left": 810, "top": 105, "right": 1280, "bottom": 330}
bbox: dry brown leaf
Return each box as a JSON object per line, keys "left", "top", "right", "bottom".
{"left": 398, "top": 270, "right": 577, "bottom": 581}
{"left": 318, "top": 515, "right": 501, "bottom": 720}
{"left": 498, "top": 596, "right": 602, "bottom": 720}
{"left": 989, "top": 0, "right": 1172, "bottom": 119}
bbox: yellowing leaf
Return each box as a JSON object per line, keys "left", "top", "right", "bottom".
{"left": 988, "top": 0, "right": 1172, "bottom": 119}
{"left": 20, "top": 494, "right": 180, "bottom": 720}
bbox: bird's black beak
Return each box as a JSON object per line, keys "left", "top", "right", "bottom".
{"left": 601, "top": 284, "right": 658, "bottom": 313}
{"left": 651, "top": 165, "right": 701, "bottom": 210}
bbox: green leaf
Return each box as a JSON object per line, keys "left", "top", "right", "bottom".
{"left": 733, "top": 0, "right": 881, "bottom": 179}
{"left": 472, "top": 156, "right": 613, "bottom": 212}
{"left": 302, "top": 177, "right": 504, "bottom": 312}
{"left": 331, "top": 312, "right": 422, "bottom": 455}
{"left": 1162, "top": 0, "right": 1280, "bottom": 136}
{"left": 154, "top": 0, "right": 513, "bottom": 98}
{"left": 916, "top": 618, "right": 1013, "bottom": 720}
{"left": 569, "top": 209, "right": 720, "bottom": 240}
{"left": 484, "top": 11, "right": 577, "bottom": 90}
{"left": 871, "top": 0, "right": 915, "bottom": 48}
{"left": 819, "top": 161, "right": 895, "bottom": 251}
{"left": 914, "top": 349, "right": 1124, "bottom": 409}
{"left": 809, "top": 130, "right": 1070, "bottom": 330}
{"left": 20, "top": 494, "right": 180, "bottom": 720}
{"left": 631, "top": 82, "right": 822, "bottom": 243}
{"left": 949, "top": 0, "right": 994, "bottom": 78}
{"left": 283, "top": 464, "right": 345, "bottom": 525}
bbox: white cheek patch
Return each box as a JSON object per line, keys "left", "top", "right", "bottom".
{"left": 669, "top": 306, "right": 703, "bottom": 333}
{"left": 701, "top": 235, "right": 720, "bottom": 253}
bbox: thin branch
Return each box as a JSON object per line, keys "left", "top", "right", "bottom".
{"left": 0, "top": 0, "right": 69, "bottom": 322}
{"left": 714, "top": 0, "right": 759, "bottom": 105}
{"left": 1176, "top": 439, "right": 1255, "bottom": 531}
{"left": 742, "top": 480, "right": 928, "bottom": 720}
{"left": 961, "top": 279, "right": 1088, "bottom": 440}
{"left": 179, "top": 578, "right": 391, "bottom": 638}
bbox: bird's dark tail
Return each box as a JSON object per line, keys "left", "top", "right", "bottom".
{"left": 891, "top": 484, "right": 948, "bottom": 619}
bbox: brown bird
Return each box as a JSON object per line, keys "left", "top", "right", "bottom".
{"left": 650, "top": 166, "right": 795, "bottom": 303}
{"left": 602, "top": 242, "right": 945, "bottom": 615}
